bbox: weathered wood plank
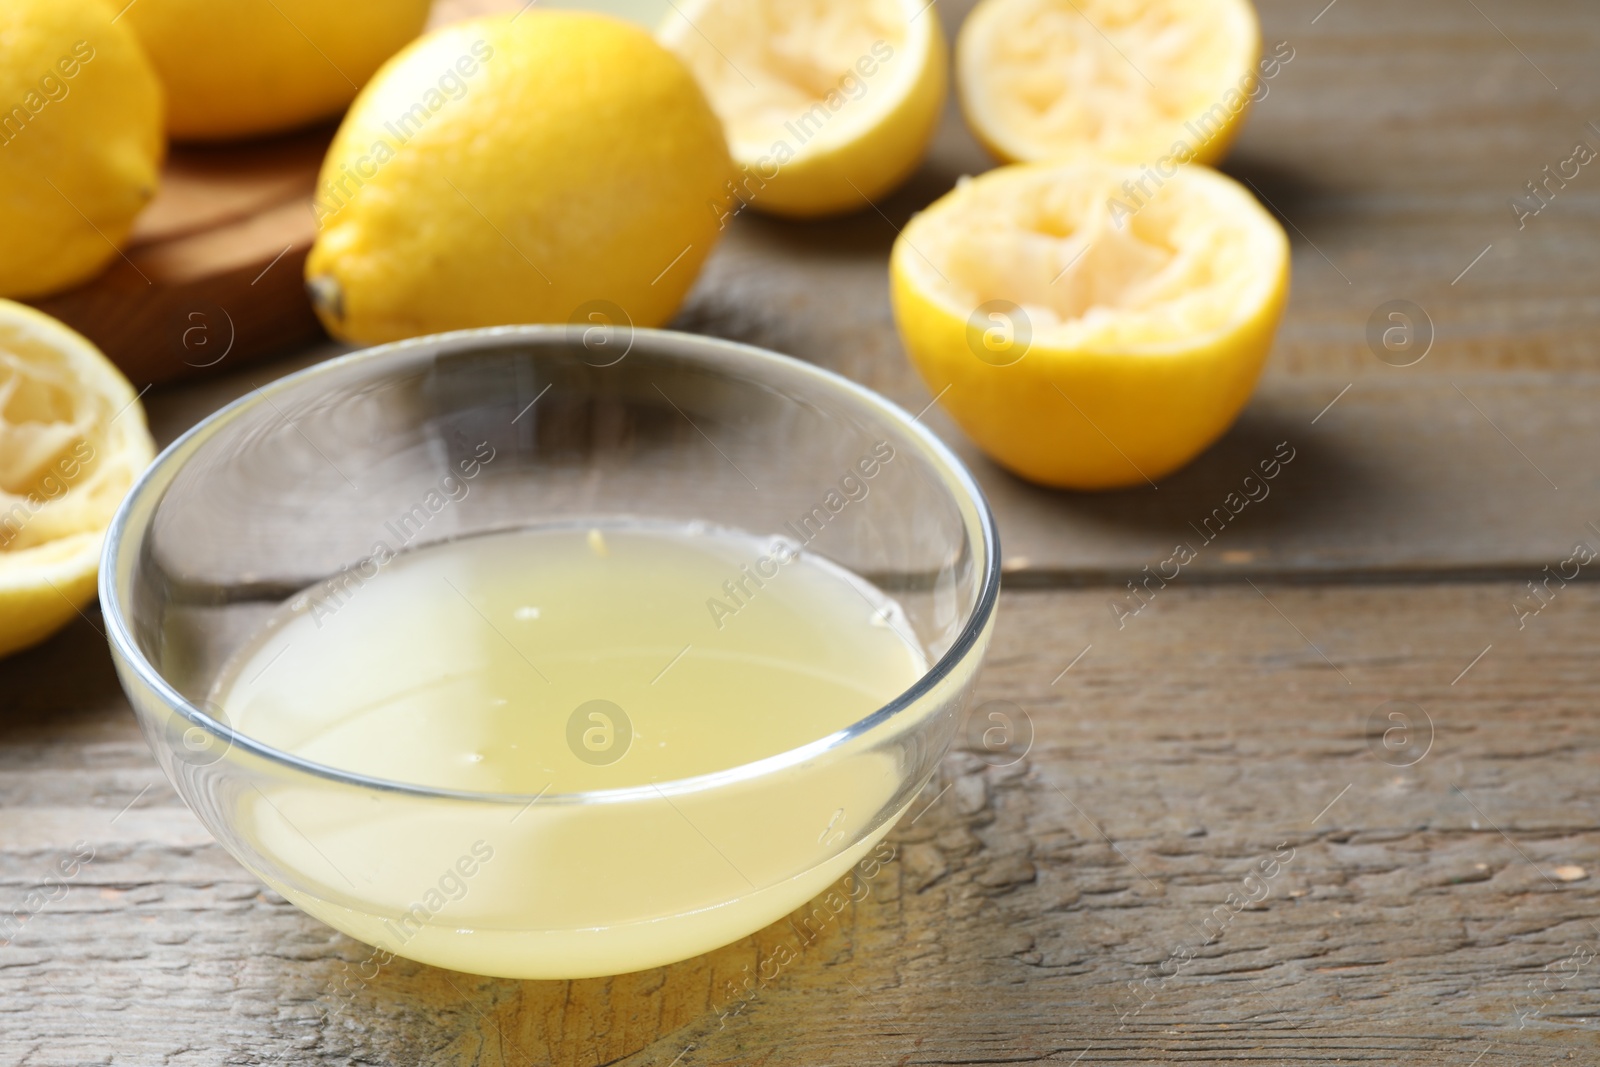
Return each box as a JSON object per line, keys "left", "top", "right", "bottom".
{"left": 28, "top": 127, "right": 331, "bottom": 388}
{"left": 98, "top": 0, "right": 1600, "bottom": 402}
{"left": 667, "top": 0, "right": 1600, "bottom": 383}
{"left": 970, "top": 372, "right": 1600, "bottom": 584}
{"left": 140, "top": 356, "right": 1600, "bottom": 584}
{"left": 4, "top": 581, "right": 1597, "bottom": 1065}
{"left": 107, "top": 0, "right": 1600, "bottom": 585}
{"left": 7, "top": 2, "right": 1600, "bottom": 1065}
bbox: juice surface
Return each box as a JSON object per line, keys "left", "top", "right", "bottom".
{"left": 215, "top": 523, "right": 926, "bottom": 793}
{"left": 209, "top": 523, "right": 930, "bottom": 979}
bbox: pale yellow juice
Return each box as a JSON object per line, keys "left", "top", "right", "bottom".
{"left": 212, "top": 523, "right": 927, "bottom": 978}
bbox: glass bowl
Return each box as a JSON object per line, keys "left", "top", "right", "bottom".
{"left": 101, "top": 326, "right": 1000, "bottom": 980}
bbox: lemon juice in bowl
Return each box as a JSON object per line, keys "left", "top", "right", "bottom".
{"left": 106, "top": 329, "right": 999, "bottom": 981}
{"left": 210, "top": 522, "right": 928, "bottom": 977}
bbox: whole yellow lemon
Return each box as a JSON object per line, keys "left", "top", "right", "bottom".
{"left": 0, "top": 0, "right": 164, "bottom": 300}
{"left": 123, "top": 0, "right": 431, "bottom": 141}
{"left": 305, "top": 13, "right": 734, "bottom": 345}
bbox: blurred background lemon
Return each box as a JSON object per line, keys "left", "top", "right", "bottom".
{"left": 123, "top": 0, "right": 432, "bottom": 141}
{"left": 957, "top": 0, "right": 1261, "bottom": 166}
{"left": 659, "top": 0, "right": 947, "bottom": 218}
{"left": 306, "top": 11, "right": 732, "bottom": 344}
{"left": 544, "top": 0, "right": 671, "bottom": 22}
{"left": 0, "top": 0, "right": 163, "bottom": 300}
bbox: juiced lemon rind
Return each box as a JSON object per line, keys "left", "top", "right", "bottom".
{"left": 957, "top": 0, "right": 1261, "bottom": 167}
{"left": 660, "top": 0, "right": 948, "bottom": 218}
{"left": 0, "top": 300, "right": 155, "bottom": 657}
{"left": 890, "top": 161, "right": 1289, "bottom": 490}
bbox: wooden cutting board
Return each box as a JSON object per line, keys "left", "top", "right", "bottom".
{"left": 19, "top": 0, "right": 658, "bottom": 388}
{"left": 20, "top": 1, "right": 470, "bottom": 388}
{"left": 27, "top": 123, "right": 334, "bottom": 387}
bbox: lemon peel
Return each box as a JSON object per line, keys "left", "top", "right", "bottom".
{"left": 123, "top": 0, "right": 431, "bottom": 141}
{"left": 305, "top": 12, "right": 733, "bottom": 345}
{"left": 660, "top": 0, "right": 947, "bottom": 219}
{"left": 957, "top": 0, "right": 1261, "bottom": 167}
{"left": 0, "top": 300, "right": 155, "bottom": 659}
{"left": 891, "top": 161, "right": 1290, "bottom": 490}
{"left": 0, "top": 0, "right": 163, "bottom": 299}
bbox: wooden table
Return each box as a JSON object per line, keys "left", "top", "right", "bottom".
{"left": 5, "top": 1, "right": 1599, "bottom": 1063}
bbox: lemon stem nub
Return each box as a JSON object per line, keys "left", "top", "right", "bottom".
{"left": 307, "top": 276, "right": 345, "bottom": 325}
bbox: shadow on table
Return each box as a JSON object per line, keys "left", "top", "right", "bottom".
{"left": 965, "top": 399, "right": 1382, "bottom": 566}
{"left": 0, "top": 613, "right": 128, "bottom": 736}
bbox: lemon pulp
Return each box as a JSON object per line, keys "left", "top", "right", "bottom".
{"left": 210, "top": 523, "right": 926, "bottom": 978}
{"left": 0, "top": 301, "right": 153, "bottom": 658}
{"left": 659, "top": 0, "right": 947, "bottom": 216}
{"left": 900, "top": 162, "right": 1283, "bottom": 349}
{"left": 890, "top": 161, "right": 1290, "bottom": 489}
{"left": 957, "top": 0, "right": 1260, "bottom": 165}
{"left": 663, "top": 0, "right": 909, "bottom": 154}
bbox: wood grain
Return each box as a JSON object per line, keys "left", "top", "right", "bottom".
{"left": 4, "top": 1, "right": 1599, "bottom": 1065}
{"left": 12, "top": 0, "right": 628, "bottom": 389}
{"left": 4, "top": 581, "right": 1597, "bottom": 1065}
{"left": 26, "top": 126, "right": 331, "bottom": 388}
{"left": 140, "top": 356, "right": 1600, "bottom": 585}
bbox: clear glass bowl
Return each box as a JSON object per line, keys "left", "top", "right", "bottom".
{"left": 102, "top": 326, "right": 1000, "bottom": 980}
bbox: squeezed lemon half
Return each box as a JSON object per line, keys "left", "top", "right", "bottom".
{"left": 0, "top": 301, "right": 155, "bottom": 659}
{"left": 957, "top": 0, "right": 1261, "bottom": 166}
{"left": 890, "top": 161, "right": 1289, "bottom": 490}
{"left": 658, "top": 0, "right": 948, "bottom": 218}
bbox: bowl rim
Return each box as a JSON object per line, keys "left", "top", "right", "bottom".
{"left": 101, "top": 325, "right": 1001, "bottom": 806}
